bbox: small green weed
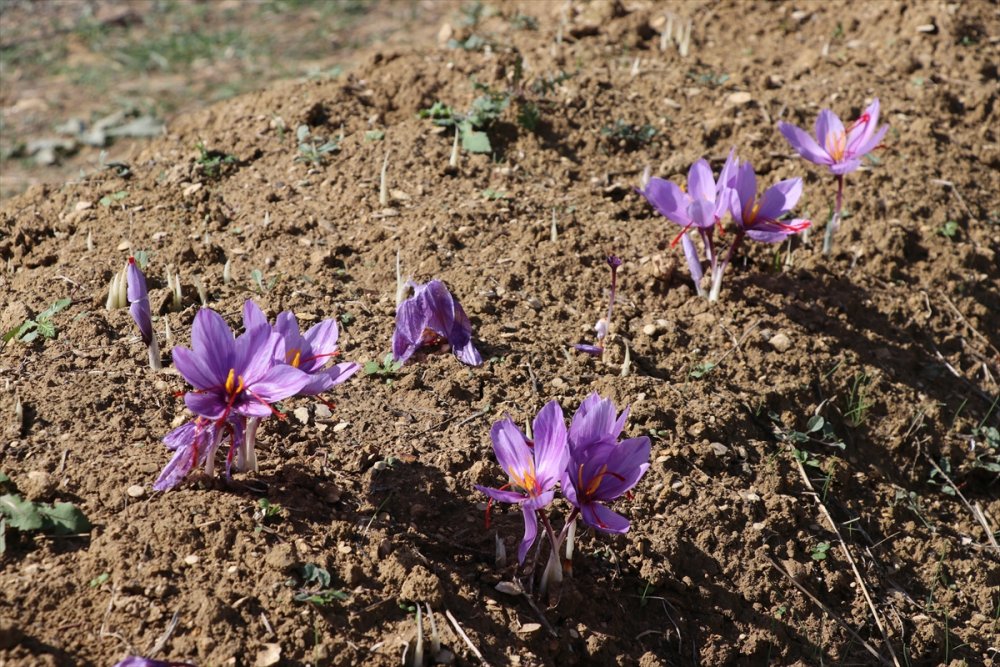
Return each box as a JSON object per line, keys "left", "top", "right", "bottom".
{"left": 290, "top": 563, "right": 348, "bottom": 606}
{"left": 195, "top": 141, "right": 237, "bottom": 179}
{"left": 2, "top": 298, "right": 72, "bottom": 345}
{"left": 364, "top": 353, "right": 402, "bottom": 380}
{"left": 600, "top": 119, "right": 657, "bottom": 151}
{"left": 844, "top": 373, "right": 874, "bottom": 427}
{"left": 296, "top": 125, "right": 340, "bottom": 164}
{"left": 0, "top": 473, "right": 91, "bottom": 554}
{"left": 810, "top": 541, "right": 831, "bottom": 561}
{"left": 99, "top": 190, "right": 129, "bottom": 207}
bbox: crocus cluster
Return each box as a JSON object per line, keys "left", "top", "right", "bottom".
{"left": 392, "top": 279, "right": 481, "bottom": 366}
{"left": 153, "top": 300, "right": 359, "bottom": 490}
{"left": 778, "top": 98, "right": 888, "bottom": 254}
{"left": 639, "top": 96, "right": 886, "bottom": 298}
{"left": 476, "top": 394, "right": 650, "bottom": 594}
{"left": 639, "top": 149, "right": 810, "bottom": 301}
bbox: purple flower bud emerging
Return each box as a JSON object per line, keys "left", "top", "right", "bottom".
{"left": 778, "top": 98, "right": 888, "bottom": 176}
{"left": 126, "top": 257, "right": 153, "bottom": 346}
{"left": 475, "top": 401, "right": 569, "bottom": 564}
{"left": 392, "top": 280, "right": 481, "bottom": 366}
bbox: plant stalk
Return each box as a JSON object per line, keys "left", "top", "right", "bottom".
{"left": 822, "top": 174, "right": 845, "bottom": 256}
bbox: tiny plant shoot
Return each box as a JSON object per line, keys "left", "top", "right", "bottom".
{"left": 575, "top": 255, "right": 621, "bottom": 356}
{"left": 778, "top": 98, "right": 888, "bottom": 255}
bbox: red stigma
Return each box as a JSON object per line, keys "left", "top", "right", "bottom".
{"left": 670, "top": 222, "right": 695, "bottom": 248}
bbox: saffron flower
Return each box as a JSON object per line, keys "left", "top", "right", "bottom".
{"left": 173, "top": 308, "right": 310, "bottom": 421}
{"left": 243, "top": 301, "right": 360, "bottom": 396}
{"left": 778, "top": 98, "right": 887, "bottom": 176}
{"left": 475, "top": 401, "right": 569, "bottom": 564}
{"left": 638, "top": 150, "right": 737, "bottom": 296}
{"left": 152, "top": 416, "right": 247, "bottom": 490}
{"left": 728, "top": 162, "right": 810, "bottom": 243}
{"left": 392, "top": 280, "right": 481, "bottom": 366}
{"left": 778, "top": 98, "right": 888, "bottom": 255}
{"left": 561, "top": 396, "right": 650, "bottom": 533}
{"left": 126, "top": 257, "right": 161, "bottom": 370}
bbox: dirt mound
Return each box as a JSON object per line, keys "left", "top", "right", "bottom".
{"left": 1, "top": 1, "right": 998, "bottom": 665}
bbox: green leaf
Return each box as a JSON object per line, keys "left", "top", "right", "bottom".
{"left": 19, "top": 329, "right": 39, "bottom": 343}
{"left": 301, "top": 563, "right": 331, "bottom": 588}
{"left": 689, "top": 362, "right": 716, "bottom": 379}
{"left": 89, "top": 572, "right": 110, "bottom": 588}
{"left": 35, "top": 318, "right": 55, "bottom": 339}
{"left": 364, "top": 130, "right": 384, "bottom": 142}
{"left": 461, "top": 129, "right": 492, "bottom": 154}
{"left": 38, "top": 502, "right": 91, "bottom": 534}
{"left": 38, "top": 298, "right": 72, "bottom": 319}
{"left": 806, "top": 415, "right": 825, "bottom": 433}
{"left": 363, "top": 361, "right": 379, "bottom": 375}
{"left": 0, "top": 494, "right": 44, "bottom": 531}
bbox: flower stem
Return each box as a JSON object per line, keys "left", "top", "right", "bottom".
{"left": 708, "top": 232, "right": 744, "bottom": 303}
{"left": 147, "top": 335, "right": 162, "bottom": 371}
{"left": 822, "top": 174, "right": 845, "bottom": 256}
{"left": 537, "top": 511, "right": 563, "bottom": 598}
{"left": 245, "top": 416, "right": 261, "bottom": 473}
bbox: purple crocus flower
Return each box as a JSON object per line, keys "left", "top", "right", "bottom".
{"left": 778, "top": 98, "right": 888, "bottom": 176}
{"left": 242, "top": 301, "right": 360, "bottom": 395}
{"left": 638, "top": 150, "right": 737, "bottom": 296}
{"left": 392, "top": 280, "right": 481, "bottom": 366}
{"left": 728, "top": 161, "right": 811, "bottom": 244}
{"left": 561, "top": 396, "right": 649, "bottom": 533}
{"left": 112, "top": 657, "right": 196, "bottom": 667}
{"left": 153, "top": 417, "right": 217, "bottom": 491}
{"left": 475, "top": 401, "right": 569, "bottom": 564}
{"left": 173, "top": 308, "right": 310, "bottom": 421}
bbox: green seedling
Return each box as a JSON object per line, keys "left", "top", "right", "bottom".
{"left": 810, "top": 541, "right": 831, "bottom": 561}
{"left": 339, "top": 312, "right": 355, "bottom": 327}
{"left": 2, "top": 298, "right": 72, "bottom": 345}
{"left": 0, "top": 480, "right": 91, "bottom": 554}
{"left": 253, "top": 497, "right": 284, "bottom": 535}
{"left": 419, "top": 86, "right": 509, "bottom": 155}
{"left": 291, "top": 563, "right": 348, "bottom": 606}
{"left": 364, "top": 353, "right": 403, "bottom": 380}
{"left": 364, "top": 130, "right": 385, "bottom": 142}
{"left": 937, "top": 221, "right": 959, "bottom": 239}
{"left": 689, "top": 361, "right": 716, "bottom": 379}
{"left": 844, "top": 373, "right": 874, "bottom": 427}
{"left": 99, "top": 190, "right": 128, "bottom": 207}
{"left": 195, "top": 141, "right": 237, "bottom": 178}
{"left": 250, "top": 269, "right": 278, "bottom": 293}
{"left": 89, "top": 572, "right": 111, "bottom": 588}
{"left": 295, "top": 125, "right": 339, "bottom": 164}
{"left": 481, "top": 188, "right": 507, "bottom": 200}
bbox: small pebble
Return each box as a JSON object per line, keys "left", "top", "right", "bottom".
{"left": 293, "top": 407, "right": 310, "bottom": 425}
{"left": 769, "top": 332, "right": 791, "bottom": 352}
{"left": 314, "top": 404, "right": 332, "bottom": 420}
{"left": 126, "top": 485, "right": 146, "bottom": 498}
{"left": 184, "top": 555, "right": 199, "bottom": 565}
{"left": 333, "top": 421, "right": 349, "bottom": 432}
{"left": 518, "top": 623, "right": 542, "bottom": 633}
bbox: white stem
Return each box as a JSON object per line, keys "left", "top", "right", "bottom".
{"left": 194, "top": 275, "right": 207, "bottom": 305}
{"left": 708, "top": 267, "right": 723, "bottom": 303}
{"left": 204, "top": 428, "right": 225, "bottom": 477}
{"left": 164, "top": 318, "right": 172, "bottom": 346}
{"left": 448, "top": 127, "right": 459, "bottom": 168}
{"left": 86, "top": 230, "right": 94, "bottom": 252}
{"left": 538, "top": 546, "right": 563, "bottom": 599}
{"left": 413, "top": 604, "right": 423, "bottom": 667}
{"left": 565, "top": 517, "right": 576, "bottom": 567}
{"left": 550, "top": 209, "right": 558, "bottom": 242}
{"left": 223, "top": 258, "right": 232, "bottom": 284}
{"left": 147, "top": 335, "right": 162, "bottom": 371}
{"left": 379, "top": 151, "right": 390, "bottom": 207}
{"left": 425, "top": 604, "right": 440, "bottom": 654}
{"left": 246, "top": 417, "right": 261, "bottom": 473}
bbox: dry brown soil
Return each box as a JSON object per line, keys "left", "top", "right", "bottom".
{"left": 1, "top": 1, "right": 999, "bottom": 666}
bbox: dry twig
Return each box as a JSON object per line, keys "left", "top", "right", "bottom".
{"left": 444, "top": 609, "right": 490, "bottom": 666}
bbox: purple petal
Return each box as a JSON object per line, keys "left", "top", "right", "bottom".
{"left": 846, "top": 98, "right": 879, "bottom": 154}
{"left": 153, "top": 445, "right": 196, "bottom": 491}
{"left": 532, "top": 401, "right": 569, "bottom": 482}
{"left": 190, "top": 309, "right": 235, "bottom": 378}
{"left": 733, "top": 162, "right": 758, "bottom": 221}
{"left": 184, "top": 391, "right": 227, "bottom": 420}
{"left": 593, "top": 436, "right": 651, "bottom": 500}
{"left": 830, "top": 158, "right": 862, "bottom": 175}
{"left": 687, "top": 197, "right": 716, "bottom": 229}
{"left": 490, "top": 417, "right": 532, "bottom": 476}
{"left": 302, "top": 319, "right": 339, "bottom": 364}
{"left": 392, "top": 297, "right": 426, "bottom": 363}
{"left": 815, "top": 109, "right": 845, "bottom": 155}
{"left": 680, "top": 233, "right": 704, "bottom": 291}
{"left": 422, "top": 280, "right": 457, "bottom": 338}
{"left": 580, "top": 502, "right": 631, "bottom": 534}
{"left": 639, "top": 178, "right": 691, "bottom": 226}
{"left": 126, "top": 260, "right": 148, "bottom": 304}
{"left": 778, "top": 121, "right": 832, "bottom": 166}
{"left": 574, "top": 344, "right": 604, "bottom": 356}
{"left": 242, "top": 300, "right": 270, "bottom": 334}
{"left": 686, "top": 159, "right": 715, "bottom": 202}
{"left": 475, "top": 485, "right": 526, "bottom": 504}
{"left": 234, "top": 326, "right": 278, "bottom": 385}
{"left": 757, "top": 177, "right": 802, "bottom": 222}
{"left": 172, "top": 347, "right": 220, "bottom": 391}
{"left": 129, "top": 299, "right": 154, "bottom": 346}
{"left": 248, "top": 364, "right": 310, "bottom": 403}
{"left": 852, "top": 123, "right": 888, "bottom": 159}
{"left": 518, "top": 506, "right": 539, "bottom": 565}
{"left": 448, "top": 300, "right": 481, "bottom": 366}
{"left": 716, "top": 147, "right": 738, "bottom": 191}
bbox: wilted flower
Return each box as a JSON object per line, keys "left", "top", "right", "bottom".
{"left": 392, "top": 280, "right": 481, "bottom": 366}
{"left": 574, "top": 256, "right": 622, "bottom": 357}
{"left": 173, "top": 308, "right": 310, "bottom": 421}
{"left": 475, "top": 401, "right": 569, "bottom": 563}
{"left": 778, "top": 98, "right": 888, "bottom": 176}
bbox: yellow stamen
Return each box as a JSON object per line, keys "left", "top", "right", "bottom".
{"left": 585, "top": 464, "right": 609, "bottom": 497}
{"left": 224, "top": 368, "right": 245, "bottom": 395}
{"left": 825, "top": 130, "right": 847, "bottom": 162}
{"left": 508, "top": 457, "right": 539, "bottom": 496}
{"left": 286, "top": 348, "right": 302, "bottom": 368}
